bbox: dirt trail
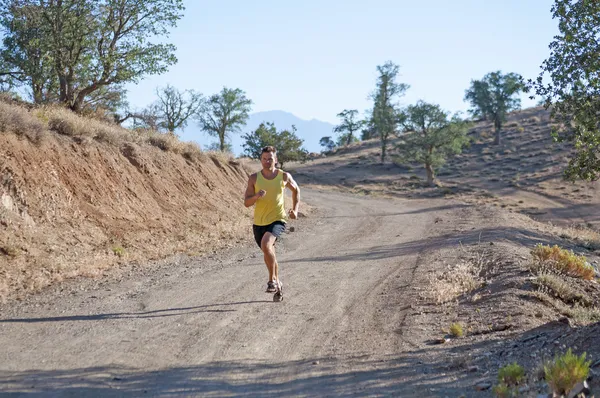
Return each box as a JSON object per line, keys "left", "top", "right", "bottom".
{"left": 0, "top": 188, "right": 467, "bottom": 397}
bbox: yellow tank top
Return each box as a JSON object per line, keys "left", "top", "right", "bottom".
{"left": 254, "top": 170, "right": 287, "bottom": 226}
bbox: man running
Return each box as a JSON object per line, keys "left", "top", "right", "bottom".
{"left": 244, "top": 146, "right": 300, "bottom": 293}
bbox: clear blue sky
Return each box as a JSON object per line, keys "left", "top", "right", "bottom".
{"left": 125, "top": 0, "right": 558, "bottom": 125}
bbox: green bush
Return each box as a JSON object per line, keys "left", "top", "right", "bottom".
{"left": 498, "top": 362, "right": 525, "bottom": 386}
{"left": 544, "top": 349, "right": 590, "bottom": 395}
{"left": 449, "top": 322, "right": 464, "bottom": 337}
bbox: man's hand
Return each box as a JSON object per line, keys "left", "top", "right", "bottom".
{"left": 288, "top": 209, "right": 298, "bottom": 219}
{"left": 257, "top": 189, "right": 266, "bottom": 199}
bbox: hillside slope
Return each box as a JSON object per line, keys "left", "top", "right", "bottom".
{"left": 0, "top": 104, "right": 255, "bottom": 301}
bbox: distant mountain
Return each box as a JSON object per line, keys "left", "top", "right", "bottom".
{"left": 178, "top": 110, "right": 335, "bottom": 156}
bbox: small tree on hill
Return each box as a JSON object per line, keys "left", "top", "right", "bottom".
{"left": 397, "top": 101, "right": 471, "bottom": 186}
{"left": 333, "top": 109, "right": 364, "bottom": 146}
{"left": 196, "top": 87, "right": 252, "bottom": 151}
{"left": 370, "top": 61, "right": 409, "bottom": 163}
{"left": 242, "top": 122, "right": 308, "bottom": 168}
{"left": 464, "top": 71, "right": 525, "bottom": 145}
{"left": 154, "top": 85, "right": 203, "bottom": 133}
{"left": 319, "top": 136, "right": 336, "bottom": 153}
{"left": 530, "top": 0, "right": 600, "bottom": 181}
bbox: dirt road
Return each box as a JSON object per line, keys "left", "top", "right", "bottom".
{"left": 0, "top": 188, "right": 473, "bottom": 397}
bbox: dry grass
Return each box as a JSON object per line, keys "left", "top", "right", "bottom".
{"left": 557, "top": 225, "right": 600, "bottom": 251}
{"left": 533, "top": 273, "right": 593, "bottom": 307}
{"left": 424, "top": 260, "right": 484, "bottom": 304}
{"left": 0, "top": 101, "right": 214, "bottom": 161}
{"left": 0, "top": 102, "right": 47, "bottom": 143}
{"left": 531, "top": 291, "right": 600, "bottom": 325}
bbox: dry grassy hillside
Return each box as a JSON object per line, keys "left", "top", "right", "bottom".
{"left": 294, "top": 106, "right": 599, "bottom": 231}
{"left": 0, "top": 99, "right": 255, "bottom": 301}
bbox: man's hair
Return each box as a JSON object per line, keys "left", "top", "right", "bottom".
{"left": 261, "top": 146, "right": 277, "bottom": 156}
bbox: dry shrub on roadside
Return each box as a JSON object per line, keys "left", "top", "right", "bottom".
{"left": 208, "top": 150, "right": 234, "bottom": 164}
{"left": 558, "top": 224, "right": 600, "bottom": 251}
{"left": 531, "top": 291, "right": 600, "bottom": 324}
{"left": 43, "top": 105, "right": 132, "bottom": 145}
{"left": 0, "top": 102, "right": 47, "bottom": 143}
{"left": 144, "top": 131, "right": 186, "bottom": 153}
{"left": 424, "top": 260, "right": 484, "bottom": 304}
{"left": 181, "top": 141, "right": 207, "bottom": 162}
{"left": 533, "top": 273, "right": 593, "bottom": 307}
{"left": 530, "top": 244, "right": 595, "bottom": 280}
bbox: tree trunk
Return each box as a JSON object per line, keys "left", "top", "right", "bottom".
{"left": 425, "top": 163, "right": 435, "bottom": 186}
{"left": 493, "top": 119, "right": 501, "bottom": 145}
{"left": 219, "top": 128, "right": 226, "bottom": 151}
{"left": 380, "top": 135, "right": 386, "bottom": 163}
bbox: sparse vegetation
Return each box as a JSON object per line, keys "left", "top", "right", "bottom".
{"left": 530, "top": 244, "right": 595, "bottom": 280}
{"left": 533, "top": 273, "right": 592, "bottom": 307}
{"left": 112, "top": 246, "right": 126, "bottom": 258}
{"left": 544, "top": 349, "right": 590, "bottom": 396}
{"left": 424, "top": 259, "right": 485, "bottom": 304}
{"left": 493, "top": 362, "right": 526, "bottom": 397}
{"left": 449, "top": 322, "right": 463, "bottom": 337}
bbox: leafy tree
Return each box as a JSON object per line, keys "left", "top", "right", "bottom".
{"left": 0, "top": 0, "right": 183, "bottom": 111}
{"left": 319, "top": 136, "right": 336, "bottom": 152}
{"left": 370, "top": 61, "right": 409, "bottom": 163}
{"left": 242, "top": 122, "right": 308, "bottom": 168}
{"left": 360, "top": 116, "right": 377, "bottom": 140}
{"left": 333, "top": 109, "right": 364, "bottom": 146}
{"left": 464, "top": 71, "right": 525, "bottom": 145}
{"left": 153, "top": 84, "right": 203, "bottom": 132}
{"left": 530, "top": 0, "right": 600, "bottom": 181}
{"left": 336, "top": 132, "right": 359, "bottom": 147}
{"left": 397, "top": 100, "right": 471, "bottom": 186}
{"left": 197, "top": 87, "right": 252, "bottom": 152}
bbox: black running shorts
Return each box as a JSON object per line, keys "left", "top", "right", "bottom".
{"left": 253, "top": 221, "right": 286, "bottom": 248}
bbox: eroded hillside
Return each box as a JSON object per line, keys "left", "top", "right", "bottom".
{"left": 0, "top": 102, "right": 254, "bottom": 301}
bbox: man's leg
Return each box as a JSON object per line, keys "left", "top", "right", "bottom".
{"left": 261, "top": 232, "right": 278, "bottom": 283}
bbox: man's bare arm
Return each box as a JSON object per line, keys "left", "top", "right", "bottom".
{"left": 244, "top": 174, "right": 265, "bottom": 207}
{"left": 284, "top": 172, "right": 300, "bottom": 219}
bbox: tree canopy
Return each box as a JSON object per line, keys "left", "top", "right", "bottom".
{"left": 530, "top": 0, "right": 600, "bottom": 181}
{"left": 464, "top": 71, "right": 525, "bottom": 145}
{"left": 397, "top": 101, "right": 471, "bottom": 186}
{"left": 242, "top": 122, "right": 308, "bottom": 168}
{"left": 197, "top": 87, "right": 252, "bottom": 152}
{"left": 333, "top": 109, "right": 364, "bottom": 147}
{"left": 0, "top": 0, "right": 184, "bottom": 112}
{"left": 370, "top": 61, "right": 409, "bottom": 163}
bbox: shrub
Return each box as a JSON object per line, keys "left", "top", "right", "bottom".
{"left": 0, "top": 102, "right": 47, "bottom": 143}
{"left": 530, "top": 244, "right": 595, "bottom": 280}
{"left": 449, "top": 322, "right": 464, "bottom": 337}
{"left": 544, "top": 349, "right": 590, "bottom": 395}
{"left": 493, "top": 362, "right": 526, "bottom": 398}
{"left": 498, "top": 362, "right": 526, "bottom": 386}
{"left": 492, "top": 383, "right": 511, "bottom": 398}
{"left": 112, "top": 246, "right": 125, "bottom": 257}
{"left": 534, "top": 273, "right": 592, "bottom": 307}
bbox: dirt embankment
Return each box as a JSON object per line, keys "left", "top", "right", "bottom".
{"left": 0, "top": 131, "right": 253, "bottom": 301}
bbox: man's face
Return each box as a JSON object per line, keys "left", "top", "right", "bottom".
{"left": 260, "top": 151, "right": 276, "bottom": 169}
